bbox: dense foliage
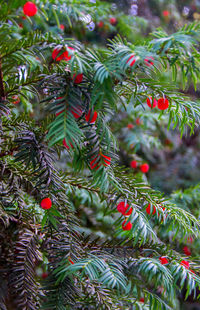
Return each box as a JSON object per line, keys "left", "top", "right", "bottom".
{"left": 0, "top": 1, "right": 200, "bottom": 309}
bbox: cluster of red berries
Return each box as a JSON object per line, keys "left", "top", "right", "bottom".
{"left": 23, "top": 2, "right": 37, "bottom": 17}
{"left": 117, "top": 202, "right": 133, "bottom": 231}
{"left": 146, "top": 96, "right": 169, "bottom": 110}
{"left": 97, "top": 17, "right": 117, "bottom": 28}
{"left": 159, "top": 257, "right": 194, "bottom": 274}
{"left": 130, "top": 160, "right": 149, "bottom": 173}
{"left": 126, "top": 54, "right": 154, "bottom": 68}
{"left": 90, "top": 153, "right": 111, "bottom": 170}
{"left": 145, "top": 203, "right": 165, "bottom": 215}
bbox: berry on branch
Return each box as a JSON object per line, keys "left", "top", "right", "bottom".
{"left": 117, "top": 202, "right": 133, "bottom": 216}
{"left": 122, "top": 220, "right": 132, "bottom": 231}
{"left": 40, "top": 198, "right": 52, "bottom": 210}
{"left": 140, "top": 163, "right": 149, "bottom": 173}
{"left": 23, "top": 2, "right": 37, "bottom": 17}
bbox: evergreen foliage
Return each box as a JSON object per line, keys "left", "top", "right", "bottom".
{"left": 0, "top": 1, "right": 200, "bottom": 309}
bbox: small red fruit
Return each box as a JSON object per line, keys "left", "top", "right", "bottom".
{"left": 127, "top": 54, "right": 136, "bottom": 67}
{"left": 101, "top": 153, "right": 111, "bottom": 166}
{"left": 90, "top": 156, "right": 101, "bottom": 170}
{"left": 146, "top": 204, "right": 156, "bottom": 215}
{"left": 23, "top": 2, "right": 37, "bottom": 17}
{"left": 159, "top": 257, "right": 169, "bottom": 265}
{"left": 144, "top": 56, "right": 154, "bottom": 67}
{"left": 85, "top": 110, "right": 98, "bottom": 123}
{"left": 136, "top": 118, "right": 140, "bottom": 125}
{"left": 127, "top": 123, "right": 134, "bottom": 129}
{"left": 140, "top": 163, "right": 149, "bottom": 173}
{"left": 41, "top": 198, "right": 52, "bottom": 210}
{"left": 52, "top": 46, "right": 74, "bottom": 62}
{"left": 60, "top": 24, "right": 65, "bottom": 30}
{"left": 71, "top": 107, "right": 82, "bottom": 119}
{"left": 63, "top": 138, "right": 74, "bottom": 150}
{"left": 117, "top": 202, "right": 133, "bottom": 216}
{"left": 183, "top": 246, "right": 191, "bottom": 256}
{"left": 56, "top": 110, "right": 64, "bottom": 116}
{"left": 109, "top": 17, "right": 117, "bottom": 25}
{"left": 163, "top": 10, "right": 170, "bottom": 17}
{"left": 97, "top": 21, "right": 104, "bottom": 28}
{"left": 157, "top": 98, "right": 169, "bottom": 110}
{"left": 139, "top": 298, "right": 144, "bottom": 302}
{"left": 130, "top": 160, "right": 137, "bottom": 169}
{"left": 181, "top": 260, "right": 190, "bottom": 269}
{"left": 146, "top": 97, "right": 157, "bottom": 108}
{"left": 122, "top": 220, "right": 132, "bottom": 231}
{"left": 42, "top": 272, "right": 48, "bottom": 279}
{"left": 73, "top": 73, "right": 83, "bottom": 84}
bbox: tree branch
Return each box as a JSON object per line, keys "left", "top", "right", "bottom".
{"left": 0, "top": 58, "right": 5, "bottom": 99}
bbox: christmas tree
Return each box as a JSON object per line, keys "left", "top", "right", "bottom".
{"left": 0, "top": 1, "right": 200, "bottom": 309}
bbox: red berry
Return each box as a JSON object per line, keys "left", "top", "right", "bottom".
{"left": 122, "top": 220, "right": 132, "bottom": 231}
{"left": 127, "top": 123, "right": 134, "bottom": 129}
{"left": 117, "top": 202, "right": 133, "bottom": 216}
{"left": 63, "top": 138, "right": 74, "bottom": 150}
{"left": 163, "top": 10, "right": 170, "bottom": 17}
{"left": 146, "top": 97, "right": 157, "bottom": 109}
{"left": 71, "top": 107, "right": 82, "bottom": 119}
{"left": 140, "top": 163, "right": 149, "bottom": 173}
{"left": 60, "top": 24, "right": 65, "bottom": 30}
{"left": 130, "top": 160, "right": 137, "bottom": 169}
{"left": 56, "top": 110, "right": 64, "bottom": 116}
{"left": 42, "top": 272, "right": 48, "bottom": 279}
{"left": 183, "top": 246, "right": 191, "bottom": 256}
{"left": 139, "top": 298, "right": 144, "bottom": 303}
{"left": 136, "top": 118, "right": 140, "bottom": 125}
{"left": 41, "top": 198, "right": 52, "bottom": 210}
{"left": 52, "top": 47, "right": 74, "bottom": 62}
{"left": 98, "top": 21, "right": 104, "bottom": 28}
{"left": 144, "top": 56, "right": 154, "bottom": 67}
{"left": 159, "top": 257, "right": 169, "bottom": 265}
{"left": 146, "top": 204, "right": 156, "bottom": 215}
{"left": 90, "top": 156, "right": 101, "bottom": 170}
{"left": 23, "top": 2, "right": 37, "bottom": 17}
{"left": 101, "top": 153, "right": 111, "bottom": 166}
{"left": 109, "top": 17, "right": 117, "bottom": 25}
{"left": 157, "top": 98, "right": 169, "bottom": 110}
{"left": 181, "top": 260, "right": 190, "bottom": 269}
{"left": 85, "top": 110, "right": 98, "bottom": 123}
{"left": 73, "top": 73, "right": 83, "bottom": 84}
{"left": 127, "top": 54, "right": 136, "bottom": 67}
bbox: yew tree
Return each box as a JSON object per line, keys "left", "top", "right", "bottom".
{"left": 0, "top": 1, "right": 200, "bottom": 310}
